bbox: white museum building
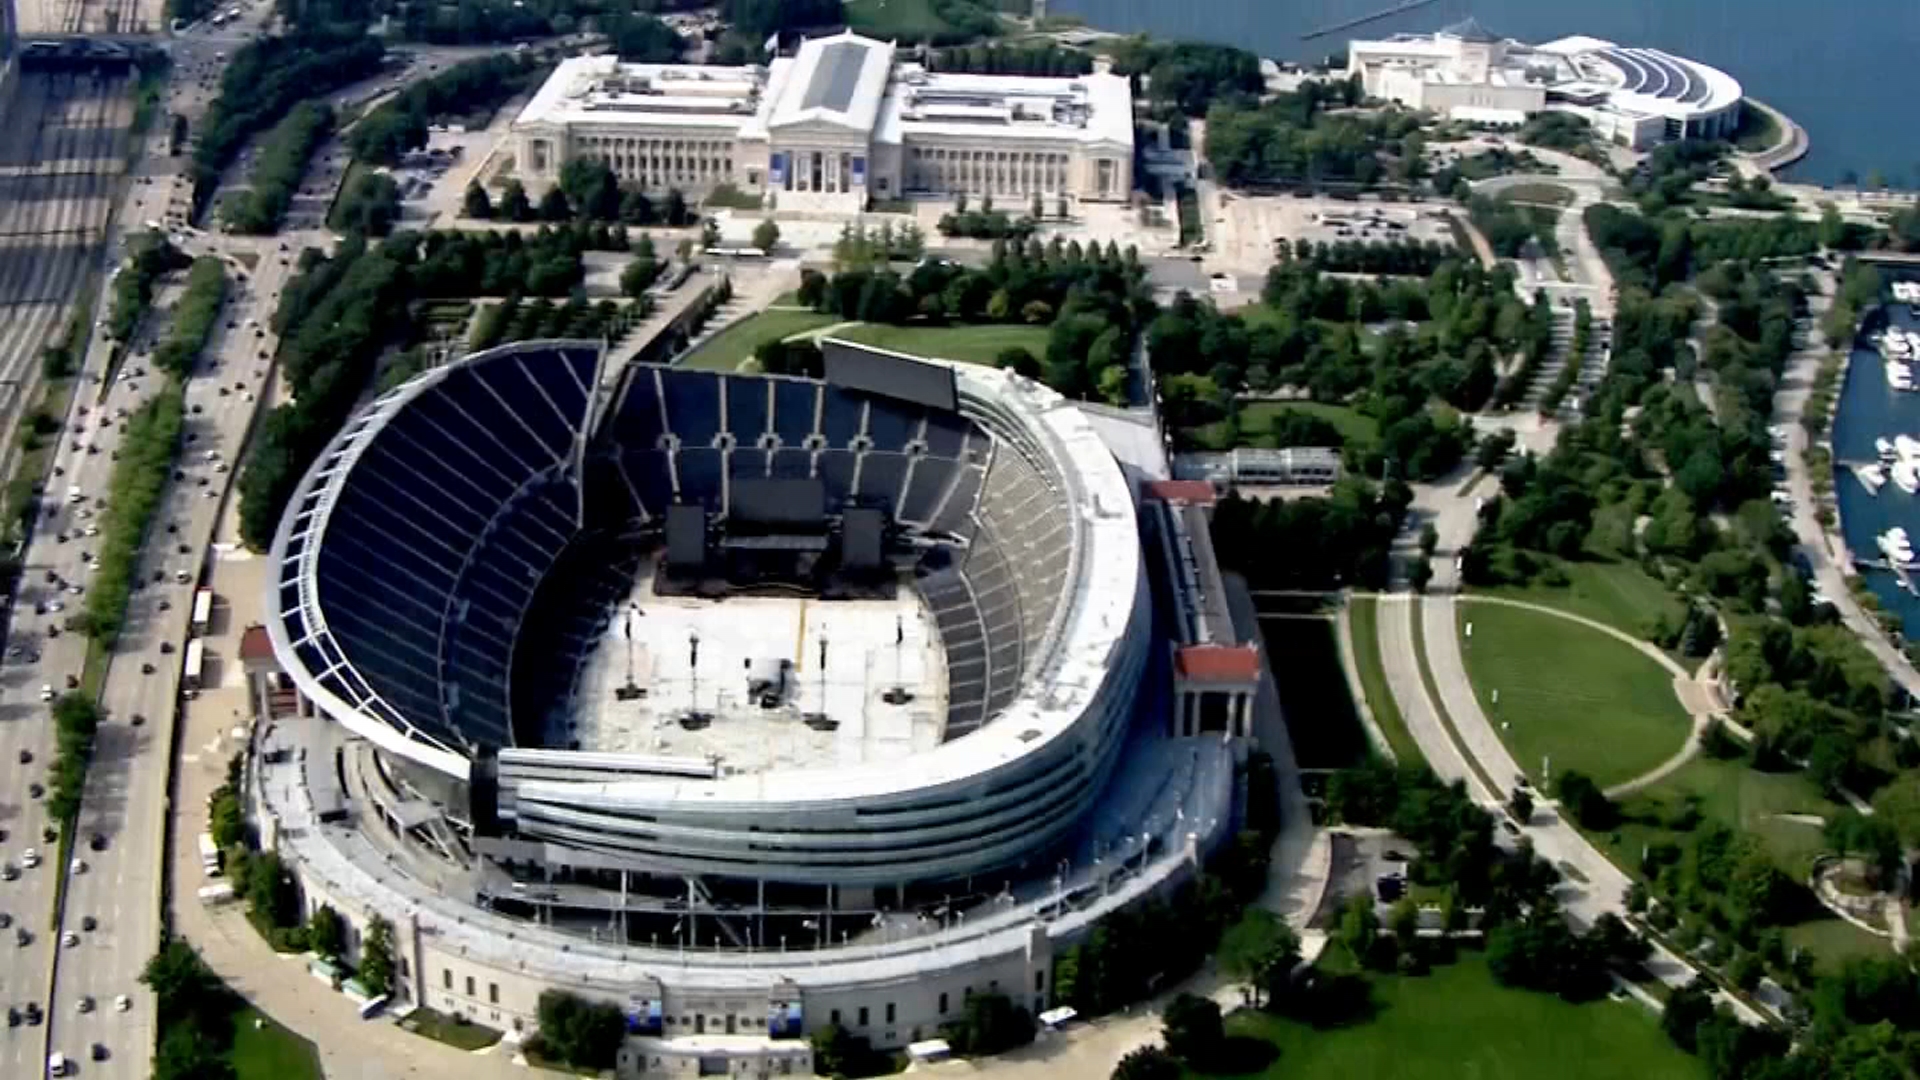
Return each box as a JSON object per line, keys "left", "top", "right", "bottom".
{"left": 510, "top": 30, "right": 1136, "bottom": 212}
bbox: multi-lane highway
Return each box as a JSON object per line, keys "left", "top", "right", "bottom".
{"left": 39, "top": 243, "right": 287, "bottom": 1078}
{"left": 0, "top": 65, "right": 132, "bottom": 1080}
{"left": 25, "top": 13, "right": 291, "bottom": 1077}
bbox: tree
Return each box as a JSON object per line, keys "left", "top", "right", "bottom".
{"left": 621, "top": 255, "right": 662, "bottom": 299}
{"left": 944, "top": 992, "right": 1034, "bottom": 1056}
{"left": 1111, "top": 1045, "right": 1182, "bottom": 1080}
{"left": 500, "top": 179, "right": 533, "bottom": 222}
{"left": 1337, "top": 893, "right": 1379, "bottom": 958}
{"left": 665, "top": 188, "right": 690, "bottom": 226}
{"left": 1509, "top": 786, "right": 1533, "bottom": 824}
{"left": 1409, "top": 555, "right": 1433, "bottom": 593}
{"left": 537, "top": 185, "right": 572, "bottom": 222}
{"left": 242, "top": 849, "right": 298, "bottom": 929}
{"left": 462, "top": 180, "right": 494, "bottom": 219}
{"left": 1161, "top": 992, "right": 1223, "bottom": 1066}
{"left": 810, "top": 1023, "right": 886, "bottom": 1078}
{"left": 359, "top": 916, "right": 396, "bottom": 995}
{"left": 996, "top": 347, "right": 1041, "bottom": 379}
{"left": 306, "top": 905, "right": 346, "bottom": 960}
{"left": 535, "top": 990, "right": 626, "bottom": 1069}
{"left": 752, "top": 218, "right": 780, "bottom": 252}
{"left": 208, "top": 785, "right": 244, "bottom": 849}
{"left": 557, "top": 158, "right": 620, "bottom": 221}
{"left": 1871, "top": 772, "right": 1920, "bottom": 847}
{"left": 700, "top": 219, "right": 722, "bottom": 250}
{"left": 1555, "top": 769, "right": 1616, "bottom": 829}
{"left": 1662, "top": 979, "right": 1716, "bottom": 1052}
{"left": 1418, "top": 523, "right": 1439, "bottom": 556}
{"left": 333, "top": 171, "right": 401, "bottom": 237}
{"left": 1217, "top": 908, "right": 1300, "bottom": 1008}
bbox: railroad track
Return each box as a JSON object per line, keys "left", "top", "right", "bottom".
{"left": 0, "top": 67, "right": 127, "bottom": 498}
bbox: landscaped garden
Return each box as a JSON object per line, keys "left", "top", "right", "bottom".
{"left": 677, "top": 309, "right": 841, "bottom": 371}
{"left": 1473, "top": 556, "right": 1684, "bottom": 642}
{"left": 1457, "top": 602, "right": 1692, "bottom": 790}
{"left": 230, "top": 1006, "right": 324, "bottom": 1080}
{"left": 1198, "top": 952, "right": 1703, "bottom": 1080}
{"left": 833, "top": 322, "right": 1051, "bottom": 367}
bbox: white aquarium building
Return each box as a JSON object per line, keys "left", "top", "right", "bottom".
{"left": 510, "top": 30, "right": 1134, "bottom": 211}
{"left": 1348, "top": 17, "right": 1744, "bottom": 149}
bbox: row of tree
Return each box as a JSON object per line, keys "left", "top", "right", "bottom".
{"left": 152, "top": 258, "right": 229, "bottom": 378}
{"left": 347, "top": 54, "right": 546, "bottom": 166}
{"left": 238, "top": 239, "right": 410, "bottom": 551}
{"left": 80, "top": 384, "right": 186, "bottom": 649}
{"left": 929, "top": 42, "right": 1092, "bottom": 77}
{"left": 1282, "top": 236, "right": 1460, "bottom": 277}
{"left": 465, "top": 171, "right": 698, "bottom": 230}
{"left": 190, "top": 32, "right": 385, "bottom": 215}
{"left": 222, "top": 101, "right": 333, "bottom": 234}
{"left": 108, "top": 232, "right": 190, "bottom": 343}
{"left": 796, "top": 233, "right": 1152, "bottom": 404}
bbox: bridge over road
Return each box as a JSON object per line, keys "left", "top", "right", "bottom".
{"left": 10, "top": 0, "right": 167, "bottom": 37}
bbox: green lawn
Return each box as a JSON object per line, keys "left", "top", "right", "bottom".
{"left": 404, "top": 1006, "right": 504, "bottom": 1051}
{"left": 1458, "top": 603, "right": 1691, "bottom": 790}
{"left": 1600, "top": 755, "right": 1842, "bottom": 883}
{"left": 1500, "top": 182, "right": 1578, "bottom": 206}
{"left": 678, "top": 309, "right": 842, "bottom": 371}
{"left": 1733, "top": 106, "right": 1784, "bottom": 154}
{"left": 1348, "top": 596, "right": 1423, "bottom": 765}
{"left": 230, "top": 1007, "right": 323, "bottom": 1080}
{"left": 1786, "top": 918, "right": 1894, "bottom": 976}
{"left": 833, "top": 322, "right": 1051, "bottom": 366}
{"left": 1260, "top": 617, "right": 1369, "bottom": 769}
{"left": 1477, "top": 557, "right": 1684, "bottom": 642}
{"left": 1199, "top": 953, "right": 1702, "bottom": 1080}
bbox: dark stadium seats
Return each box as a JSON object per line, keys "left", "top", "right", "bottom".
{"left": 725, "top": 377, "right": 770, "bottom": 442}
{"left": 300, "top": 349, "right": 1076, "bottom": 758}
{"left": 772, "top": 380, "right": 819, "bottom": 446}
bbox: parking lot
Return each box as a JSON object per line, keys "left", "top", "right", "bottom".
{"left": 1213, "top": 191, "right": 1456, "bottom": 274}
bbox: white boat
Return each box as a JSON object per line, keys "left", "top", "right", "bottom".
{"left": 1893, "top": 460, "right": 1919, "bottom": 493}
{"left": 1881, "top": 529, "right": 1916, "bottom": 565}
{"left": 1880, "top": 437, "right": 1898, "bottom": 462}
{"left": 1890, "top": 362, "right": 1915, "bottom": 390}
{"left": 1856, "top": 463, "right": 1887, "bottom": 494}
{"left": 1897, "top": 436, "right": 1920, "bottom": 461}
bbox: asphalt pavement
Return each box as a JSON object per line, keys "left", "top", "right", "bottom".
{"left": 24, "top": 7, "right": 293, "bottom": 1074}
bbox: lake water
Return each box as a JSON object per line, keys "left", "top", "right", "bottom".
{"left": 1053, "top": 0, "right": 1920, "bottom": 187}
{"left": 1830, "top": 279, "right": 1920, "bottom": 637}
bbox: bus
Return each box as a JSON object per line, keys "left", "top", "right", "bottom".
{"left": 182, "top": 638, "right": 204, "bottom": 696}
{"left": 191, "top": 588, "right": 213, "bottom": 634}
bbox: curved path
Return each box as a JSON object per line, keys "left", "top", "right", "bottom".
{"left": 1380, "top": 590, "right": 1769, "bottom": 1024}
{"left": 1454, "top": 594, "right": 1731, "bottom": 799}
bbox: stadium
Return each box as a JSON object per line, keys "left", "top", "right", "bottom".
{"left": 259, "top": 336, "right": 1245, "bottom": 1055}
